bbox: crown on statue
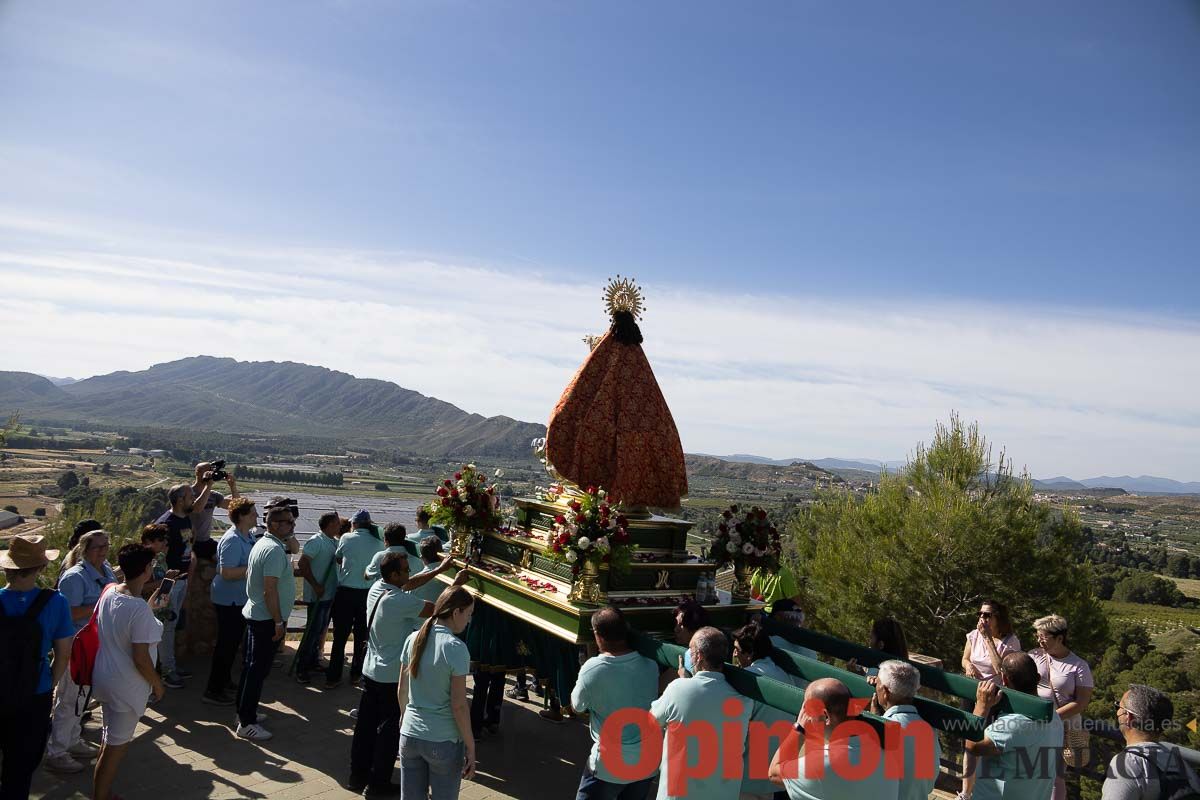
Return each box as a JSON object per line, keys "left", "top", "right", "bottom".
{"left": 603, "top": 275, "right": 644, "bottom": 320}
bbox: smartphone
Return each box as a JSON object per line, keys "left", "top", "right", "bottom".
{"left": 158, "top": 577, "right": 176, "bottom": 597}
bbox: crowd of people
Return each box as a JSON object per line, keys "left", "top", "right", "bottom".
{"left": 2, "top": 465, "right": 1200, "bottom": 800}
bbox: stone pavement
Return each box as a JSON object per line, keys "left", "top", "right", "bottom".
{"left": 30, "top": 642, "right": 593, "bottom": 800}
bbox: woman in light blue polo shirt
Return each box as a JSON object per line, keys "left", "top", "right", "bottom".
{"left": 204, "top": 497, "right": 258, "bottom": 705}
{"left": 398, "top": 586, "right": 476, "bottom": 800}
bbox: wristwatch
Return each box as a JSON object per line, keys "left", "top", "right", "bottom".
{"left": 793, "top": 722, "right": 805, "bottom": 734}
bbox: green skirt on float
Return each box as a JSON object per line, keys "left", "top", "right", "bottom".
{"left": 464, "top": 602, "right": 581, "bottom": 699}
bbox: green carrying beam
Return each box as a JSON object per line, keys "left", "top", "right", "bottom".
{"left": 628, "top": 631, "right": 985, "bottom": 741}
{"left": 762, "top": 620, "right": 1052, "bottom": 722}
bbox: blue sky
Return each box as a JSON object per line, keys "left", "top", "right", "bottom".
{"left": 3, "top": 1, "right": 1199, "bottom": 479}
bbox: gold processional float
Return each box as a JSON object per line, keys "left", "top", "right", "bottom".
{"left": 421, "top": 277, "right": 1053, "bottom": 738}
{"left": 419, "top": 277, "right": 762, "bottom": 699}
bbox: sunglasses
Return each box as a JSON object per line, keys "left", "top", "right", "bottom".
{"left": 978, "top": 612, "right": 993, "bottom": 619}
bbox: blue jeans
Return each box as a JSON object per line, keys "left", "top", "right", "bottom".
{"left": 576, "top": 764, "right": 654, "bottom": 800}
{"left": 399, "top": 735, "right": 464, "bottom": 800}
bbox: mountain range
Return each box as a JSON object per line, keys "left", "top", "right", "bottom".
{"left": 2, "top": 357, "right": 1196, "bottom": 493}
{"left": 0, "top": 356, "right": 545, "bottom": 457}
{"left": 702, "top": 454, "right": 1200, "bottom": 495}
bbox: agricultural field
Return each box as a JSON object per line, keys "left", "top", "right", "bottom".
{"left": 1104, "top": 600, "right": 1200, "bottom": 648}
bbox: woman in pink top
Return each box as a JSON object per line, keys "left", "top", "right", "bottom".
{"left": 961, "top": 599, "right": 1021, "bottom": 683}
{"left": 959, "top": 600, "right": 1021, "bottom": 800}
{"left": 1030, "top": 614, "right": 1093, "bottom": 800}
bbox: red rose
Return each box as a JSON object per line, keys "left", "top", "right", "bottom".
{"left": 554, "top": 514, "right": 566, "bottom": 525}
{"left": 587, "top": 485, "right": 597, "bottom": 495}
{"left": 450, "top": 488, "right": 459, "bottom": 498}
{"left": 616, "top": 515, "right": 628, "bottom": 526}
{"left": 454, "top": 472, "right": 462, "bottom": 480}
{"left": 440, "top": 497, "right": 451, "bottom": 507}
{"left": 443, "top": 479, "right": 453, "bottom": 487}
{"left": 569, "top": 500, "right": 582, "bottom": 511}
{"left": 436, "top": 486, "right": 449, "bottom": 497}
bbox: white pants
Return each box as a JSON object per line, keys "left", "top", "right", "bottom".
{"left": 159, "top": 576, "right": 188, "bottom": 674}
{"left": 46, "top": 669, "right": 85, "bottom": 758}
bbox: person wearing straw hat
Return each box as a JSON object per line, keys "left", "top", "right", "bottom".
{"left": 0, "top": 534, "right": 75, "bottom": 794}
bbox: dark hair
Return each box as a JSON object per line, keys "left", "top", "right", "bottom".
{"left": 140, "top": 523, "right": 168, "bottom": 544}
{"left": 870, "top": 618, "right": 909, "bottom": 661}
{"left": 674, "top": 599, "right": 708, "bottom": 634}
{"left": 419, "top": 536, "right": 444, "bottom": 562}
{"left": 1126, "top": 684, "right": 1175, "bottom": 734}
{"left": 117, "top": 543, "right": 155, "bottom": 580}
{"left": 733, "top": 621, "right": 772, "bottom": 663}
{"left": 610, "top": 309, "right": 643, "bottom": 345}
{"left": 981, "top": 599, "right": 1014, "bottom": 637}
{"left": 167, "top": 483, "right": 190, "bottom": 507}
{"left": 70, "top": 518, "right": 104, "bottom": 548}
{"left": 228, "top": 496, "right": 256, "bottom": 525}
{"left": 416, "top": 508, "right": 431, "bottom": 524}
{"left": 408, "top": 587, "right": 474, "bottom": 679}
{"left": 1000, "top": 652, "right": 1039, "bottom": 694}
{"left": 384, "top": 523, "right": 407, "bottom": 547}
{"left": 318, "top": 512, "right": 341, "bottom": 533}
{"left": 339, "top": 518, "right": 352, "bottom": 534}
{"left": 591, "top": 607, "right": 628, "bottom": 644}
{"left": 379, "top": 551, "right": 409, "bottom": 583}
{"left": 770, "top": 598, "right": 799, "bottom": 618}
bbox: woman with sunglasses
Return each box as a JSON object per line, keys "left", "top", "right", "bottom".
{"left": 959, "top": 600, "right": 1021, "bottom": 800}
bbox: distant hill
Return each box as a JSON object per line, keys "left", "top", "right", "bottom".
{"left": 697, "top": 453, "right": 903, "bottom": 473}
{"left": 684, "top": 454, "right": 844, "bottom": 486}
{"left": 0, "top": 357, "right": 545, "bottom": 458}
{"left": 1033, "top": 476, "right": 1087, "bottom": 490}
{"left": 1078, "top": 475, "right": 1200, "bottom": 495}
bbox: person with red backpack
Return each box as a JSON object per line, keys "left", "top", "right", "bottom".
{"left": 0, "top": 534, "right": 75, "bottom": 799}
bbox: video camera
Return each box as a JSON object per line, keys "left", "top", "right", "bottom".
{"left": 209, "top": 459, "right": 229, "bottom": 482}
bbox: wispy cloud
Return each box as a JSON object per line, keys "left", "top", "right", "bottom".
{"left": 5, "top": 212, "right": 1199, "bottom": 481}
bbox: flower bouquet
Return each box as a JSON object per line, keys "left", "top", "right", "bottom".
{"left": 708, "top": 504, "right": 782, "bottom": 572}
{"left": 428, "top": 464, "right": 503, "bottom": 554}
{"left": 545, "top": 485, "right": 635, "bottom": 577}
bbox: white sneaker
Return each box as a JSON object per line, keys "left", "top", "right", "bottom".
{"left": 68, "top": 739, "right": 100, "bottom": 759}
{"left": 43, "top": 753, "right": 85, "bottom": 773}
{"left": 236, "top": 722, "right": 273, "bottom": 741}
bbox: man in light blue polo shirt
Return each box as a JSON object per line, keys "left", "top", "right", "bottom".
{"left": 350, "top": 553, "right": 469, "bottom": 794}
{"left": 650, "top": 627, "right": 753, "bottom": 800}
{"left": 770, "top": 678, "right": 898, "bottom": 800}
{"left": 47, "top": 529, "right": 117, "bottom": 770}
{"left": 326, "top": 511, "right": 385, "bottom": 688}
{"left": 871, "top": 660, "right": 939, "bottom": 800}
{"left": 365, "top": 523, "right": 410, "bottom": 583}
{"left": 966, "top": 653, "right": 1062, "bottom": 800}
{"left": 294, "top": 511, "right": 343, "bottom": 683}
{"left": 572, "top": 607, "right": 659, "bottom": 800}
{"left": 235, "top": 503, "right": 298, "bottom": 742}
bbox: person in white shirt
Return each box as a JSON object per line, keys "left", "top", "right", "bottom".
{"left": 1103, "top": 684, "right": 1200, "bottom": 800}
{"left": 91, "top": 544, "right": 167, "bottom": 800}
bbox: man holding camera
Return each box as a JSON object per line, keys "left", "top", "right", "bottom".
{"left": 190, "top": 460, "right": 239, "bottom": 543}
{"left": 154, "top": 478, "right": 215, "bottom": 689}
